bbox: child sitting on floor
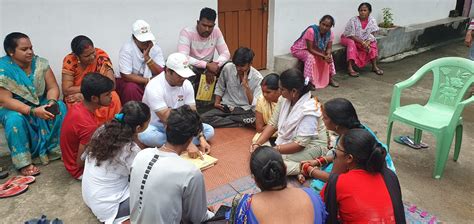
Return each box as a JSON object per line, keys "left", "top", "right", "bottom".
{"left": 252, "top": 73, "right": 280, "bottom": 144}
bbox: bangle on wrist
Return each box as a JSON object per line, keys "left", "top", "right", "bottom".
{"left": 29, "top": 106, "right": 36, "bottom": 117}
{"left": 146, "top": 58, "right": 153, "bottom": 65}
{"left": 47, "top": 99, "right": 57, "bottom": 105}
{"left": 275, "top": 145, "right": 281, "bottom": 152}
{"left": 252, "top": 143, "right": 261, "bottom": 147}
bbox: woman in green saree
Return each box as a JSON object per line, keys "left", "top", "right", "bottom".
{"left": 0, "top": 32, "right": 66, "bottom": 176}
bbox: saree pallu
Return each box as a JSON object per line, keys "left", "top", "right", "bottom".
{"left": 0, "top": 56, "right": 66, "bottom": 169}
{"left": 62, "top": 48, "right": 121, "bottom": 125}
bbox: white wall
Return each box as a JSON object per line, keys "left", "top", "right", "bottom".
{"left": 0, "top": 0, "right": 216, "bottom": 81}
{"left": 270, "top": 0, "right": 456, "bottom": 57}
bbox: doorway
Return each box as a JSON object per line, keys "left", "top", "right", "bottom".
{"left": 218, "top": 0, "right": 269, "bottom": 69}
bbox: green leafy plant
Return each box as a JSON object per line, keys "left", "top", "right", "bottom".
{"left": 380, "top": 8, "right": 394, "bottom": 28}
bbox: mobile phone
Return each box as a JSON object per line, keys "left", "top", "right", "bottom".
{"left": 222, "top": 104, "right": 231, "bottom": 113}
{"left": 45, "top": 103, "right": 60, "bottom": 115}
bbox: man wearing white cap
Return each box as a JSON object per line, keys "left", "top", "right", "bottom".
{"left": 116, "top": 20, "right": 165, "bottom": 104}
{"left": 139, "top": 53, "right": 214, "bottom": 158}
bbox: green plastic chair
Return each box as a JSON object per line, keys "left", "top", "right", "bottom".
{"left": 386, "top": 57, "right": 474, "bottom": 179}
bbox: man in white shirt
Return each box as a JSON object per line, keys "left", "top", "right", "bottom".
{"left": 130, "top": 105, "right": 214, "bottom": 223}
{"left": 138, "top": 52, "right": 214, "bottom": 158}
{"left": 116, "top": 19, "right": 165, "bottom": 104}
{"left": 201, "top": 47, "right": 263, "bottom": 128}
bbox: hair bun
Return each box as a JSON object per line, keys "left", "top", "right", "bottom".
{"left": 262, "top": 160, "right": 282, "bottom": 183}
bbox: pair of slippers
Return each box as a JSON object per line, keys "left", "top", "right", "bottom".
{"left": 0, "top": 175, "right": 35, "bottom": 198}
{"left": 394, "top": 135, "right": 429, "bottom": 149}
{"left": 348, "top": 69, "right": 384, "bottom": 77}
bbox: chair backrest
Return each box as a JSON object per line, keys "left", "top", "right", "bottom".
{"left": 423, "top": 57, "right": 474, "bottom": 108}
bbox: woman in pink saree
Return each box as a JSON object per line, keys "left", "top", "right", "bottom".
{"left": 341, "top": 2, "right": 383, "bottom": 77}
{"left": 291, "top": 15, "right": 338, "bottom": 88}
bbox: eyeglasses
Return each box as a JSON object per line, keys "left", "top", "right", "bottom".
{"left": 332, "top": 147, "right": 347, "bottom": 159}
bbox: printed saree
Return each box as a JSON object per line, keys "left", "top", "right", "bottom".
{"left": 62, "top": 48, "right": 121, "bottom": 125}
{"left": 0, "top": 56, "right": 66, "bottom": 169}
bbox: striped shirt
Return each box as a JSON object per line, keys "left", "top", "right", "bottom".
{"left": 469, "top": 19, "right": 474, "bottom": 30}
{"left": 178, "top": 26, "right": 230, "bottom": 69}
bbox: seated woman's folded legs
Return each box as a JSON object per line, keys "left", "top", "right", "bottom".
{"left": 282, "top": 145, "right": 323, "bottom": 176}
{"left": 0, "top": 109, "right": 36, "bottom": 172}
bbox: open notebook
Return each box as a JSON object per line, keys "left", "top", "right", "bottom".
{"left": 180, "top": 152, "right": 218, "bottom": 171}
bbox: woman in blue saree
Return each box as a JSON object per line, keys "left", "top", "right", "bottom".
{"left": 0, "top": 32, "right": 66, "bottom": 176}
{"left": 231, "top": 146, "right": 327, "bottom": 224}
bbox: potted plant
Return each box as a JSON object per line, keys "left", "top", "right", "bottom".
{"left": 378, "top": 8, "right": 400, "bottom": 36}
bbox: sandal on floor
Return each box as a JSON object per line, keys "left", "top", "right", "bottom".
{"left": 329, "top": 78, "right": 339, "bottom": 87}
{"left": 0, "top": 183, "right": 28, "bottom": 198}
{"left": 20, "top": 165, "right": 40, "bottom": 177}
{"left": 400, "top": 136, "right": 421, "bottom": 149}
{"left": 372, "top": 69, "right": 384, "bottom": 75}
{"left": 3, "top": 176, "right": 35, "bottom": 186}
{"left": 348, "top": 71, "right": 359, "bottom": 77}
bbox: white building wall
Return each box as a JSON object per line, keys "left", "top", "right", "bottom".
{"left": 0, "top": 0, "right": 216, "bottom": 82}
{"left": 270, "top": 0, "right": 456, "bottom": 58}
{"left": 0, "top": 0, "right": 457, "bottom": 72}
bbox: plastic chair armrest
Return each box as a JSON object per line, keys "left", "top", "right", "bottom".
{"left": 450, "top": 95, "right": 474, "bottom": 127}
{"left": 390, "top": 70, "right": 429, "bottom": 113}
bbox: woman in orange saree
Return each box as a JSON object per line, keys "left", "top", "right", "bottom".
{"left": 62, "top": 35, "right": 121, "bottom": 125}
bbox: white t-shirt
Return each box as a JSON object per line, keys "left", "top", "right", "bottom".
{"left": 130, "top": 148, "right": 214, "bottom": 224}
{"left": 118, "top": 37, "right": 165, "bottom": 78}
{"left": 82, "top": 140, "right": 140, "bottom": 224}
{"left": 142, "top": 72, "right": 195, "bottom": 125}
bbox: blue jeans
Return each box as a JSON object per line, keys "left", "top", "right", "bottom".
{"left": 138, "top": 122, "right": 215, "bottom": 147}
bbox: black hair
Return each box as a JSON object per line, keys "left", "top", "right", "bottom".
{"left": 80, "top": 72, "right": 114, "bottom": 102}
{"left": 323, "top": 98, "right": 362, "bottom": 129}
{"left": 250, "top": 146, "right": 287, "bottom": 191}
{"left": 3, "top": 32, "right": 29, "bottom": 55}
{"left": 88, "top": 101, "right": 151, "bottom": 167}
{"left": 71, "top": 35, "right": 94, "bottom": 56}
{"left": 261, "top": 73, "right": 280, "bottom": 90}
{"left": 341, "top": 128, "right": 386, "bottom": 173}
{"left": 320, "top": 15, "right": 335, "bottom": 27}
{"left": 232, "top": 47, "right": 255, "bottom": 66}
{"left": 199, "top": 7, "right": 217, "bottom": 21}
{"left": 279, "top": 68, "right": 314, "bottom": 96}
{"left": 166, "top": 105, "right": 203, "bottom": 145}
{"left": 358, "top": 2, "right": 372, "bottom": 13}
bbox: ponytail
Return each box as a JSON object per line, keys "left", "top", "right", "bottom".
{"left": 342, "top": 129, "right": 386, "bottom": 174}
{"left": 366, "top": 143, "right": 386, "bottom": 173}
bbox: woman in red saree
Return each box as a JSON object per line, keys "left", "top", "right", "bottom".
{"left": 62, "top": 35, "right": 121, "bottom": 125}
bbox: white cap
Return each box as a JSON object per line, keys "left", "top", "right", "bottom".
{"left": 166, "top": 53, "right": 195, "bottom": 78}
{"left": 132, "top": 20, "right": 156, "bottom": 42}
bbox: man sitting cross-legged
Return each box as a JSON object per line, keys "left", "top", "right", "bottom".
{"left": 201, "top": 47, "right": 263, "bottom": 128}
{"left": 130, "top": 105, "right": 214, "bottom": 223}
{"left": 138, "top": 52, "right": 214, "bottom": 158}
{"left": 60, "top": 73, "right": 114, "bottom": 179}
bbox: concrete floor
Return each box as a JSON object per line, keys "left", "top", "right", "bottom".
{"left": 1, "top": 40, "right": 473, "bottom": 223}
